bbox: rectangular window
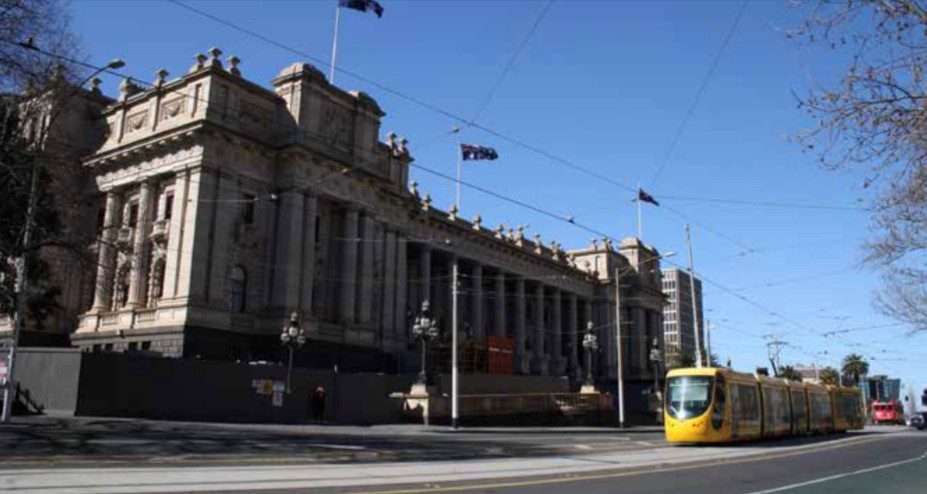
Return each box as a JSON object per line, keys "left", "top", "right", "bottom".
{"left": 128, "top": 203, "right": 139, "bottom": 228}
{"left": 241, "top": 194, "right": 255, "bottom": 224}
{"left": 96, "top": 204, "right": 106, "bottom": 231}
{"left": 141, "top": 341, "right": 151, "bottom": 351}
{"left": 104, "top": 343, "right": 113, "bottom": 351}
{"left": 164, "top": 193, "right": 174, "bottom": 220}
{"left": 92, "top": 344, "right": 102, "bottom": 353}
{"left": 128, "top": 342, "right": 138, "bottom": 351}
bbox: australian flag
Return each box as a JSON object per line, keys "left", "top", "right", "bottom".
{"left": 638, "top": 188, "right": 660, "bottom": 206}
{"left": 339, "top": 0, "right": 384, "bottom": 17}
{"left": 460, "top": 144, "right": 499, "bottom": 161}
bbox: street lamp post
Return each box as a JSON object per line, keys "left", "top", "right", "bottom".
{"left": 1, "top": 56, "right": 126, "bottom": 423}
{"left": 582, "top": 321, "right": 598, "bottom": 387}
{"left": 649, "top": 337, "right": 663, "bottom": 424}
{"left": 279, "top": 311, "right": 306, "bottom": 394}
{"left": 411, "top": 300, "right": 440, "bottom": 385}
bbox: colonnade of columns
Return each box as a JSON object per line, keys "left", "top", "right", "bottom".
{"left": 90, "top": 175, "right": 178, "bottom": 314}
{"left": 404, "top": 244, "right": 594, "bottom": 377}
{"left": 331, "top": 206, "right": 409, "bottom": 346}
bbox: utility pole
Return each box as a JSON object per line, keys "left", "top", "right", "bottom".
{"left": 706, "top": 321, "right": 713, "bottom": 367}
{"left": 451, "top": 260, "right": 459, "bottom": 430}
{"left": 764, "top": 333, "right": 786, "bottom": 376}
{"left": 614, "top": 267, "right": 625, "bottom": 428}
{"left": 685, "top": 222, "right": 703, "bottom": 368}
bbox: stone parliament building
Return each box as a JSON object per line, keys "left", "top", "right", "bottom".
{"left": 4, "top": 50, "right": 669, "bottom": 388}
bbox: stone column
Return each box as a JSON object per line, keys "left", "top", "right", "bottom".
{"left": 184, "top": 168, "right": 215, "bottom": 304}
{"left": 494, "top": 271, "right": 506, "bottom": 338}
{"left": 339, "top": 206, "right": 359, "bottom": 324}
{"left": 272, "top": 190, "right": 306, "bottom": 310}
{"left": 514, "top": 276, "right": 527, "bottom": 374}
{"left": 568, "top": 293, "right": 579, "bottom": 376}
{"left": 470, "top": 263, "right": 483, "bottom": 342}
{"left": 358, "top": 214, "right": 375, "bottom": 325}
{"left": 394, "top": 235, "right": 408, "bottom": 337}
{"left": 633, "top": 307, "right": 647, "bottom": 375}
{"left": 300, "top": 193, "right": 318, "bottom": 312}
{"left": 207, "top": 172, "right": 237, "bottom": 307}
{"left": 531, "top": 282, "right": 546, "bottom": 375}
{"left": 91, "top": 191, "right": 121, "bottom": 312}
{"left": 382, "top": 228, "right": 397, "bottom": 334}
{"left": 163, "top": 171, "right": 190, "bottom": 299}
{"left": 127, "top": 181, "right": 155, "bottom": 308}
{"left": 551, "top": 288, "right": 563, "bottom": 374}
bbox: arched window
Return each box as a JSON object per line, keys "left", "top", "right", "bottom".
{"left": 229, "top": 265, "right": 246, "bottom": 313}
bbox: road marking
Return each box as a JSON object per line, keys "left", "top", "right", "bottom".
{"left": 305, "top": 443, "right": 367, "bottom": 451}
{"left": 346, "top": 436, "right": 885, "bottom": 494}
{"left": 744, "top": 450, "right": 927, "bottom": 494}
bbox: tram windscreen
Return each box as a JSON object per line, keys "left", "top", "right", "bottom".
{"left": 666, "top": 376, "right": 714, "bottom": 420}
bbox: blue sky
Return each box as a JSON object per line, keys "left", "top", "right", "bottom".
{"left": 71, "top": 0, "right": 925, "bottom": 400}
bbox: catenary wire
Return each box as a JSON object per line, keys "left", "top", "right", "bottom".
{"left": 6, "top": 35, "right": 885, "bottom": 350}
{"left": 648, "top": 0, "right": 750, "bottom": 186}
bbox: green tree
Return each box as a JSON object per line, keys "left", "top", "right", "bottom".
{"left": 842, "top": 354, "right": 870, "bottom": 385}
{"left": 819, "top": 367, "right": 840, "bottom": 386}
{"left": 793, "top": 1, "right": 927, "bottom": 332}
{"left": 678, "top": 354, "right": 695, "bottom": 368}
{"left": 779, "top": 365, "right": 802, "bottom": 382}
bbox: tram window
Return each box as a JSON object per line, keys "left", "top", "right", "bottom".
{"left": 666, "top": 376, "right": 714, "bottom": 420}
{"left": 712, "top": 375, "right": 726, "bottom": 429}
{"left": 740, "top": 385, "right": 759, "bottom": 420}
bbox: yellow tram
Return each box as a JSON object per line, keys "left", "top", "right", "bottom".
{"left": 664, "top": 367, "right": 864, "bottom": 444}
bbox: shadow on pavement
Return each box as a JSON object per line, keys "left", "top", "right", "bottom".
{"left": 0, "top": 416, "right": 661, "bottom": 468}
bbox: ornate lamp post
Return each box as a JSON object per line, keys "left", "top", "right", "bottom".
{"left": 582, "top": 321, "right": 598, "bottom": 386}
{"left": 649, "top": 337, "right": 664, "bottom": 424}
{"left": 280, "top": 311, "right": 306, "bottom": 394}
{"left": 411, "top": 301, "right": 440, "bottom": 384}
{"left": 649, "top": 337, "right": 663, "bottom": 392}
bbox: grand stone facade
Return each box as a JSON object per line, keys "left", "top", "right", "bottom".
{"left": 12, "top": 49, "right": 668, "bottom": 385}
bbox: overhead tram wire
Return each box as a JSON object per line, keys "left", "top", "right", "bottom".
{"left": 648, "top": 0, "right": 750, "bottom": 187}
{"left": 410, "top": 160, "right": 843, "bottom": 344}
{"left": 657, "top": 194, "right": 868, "bottom": 212}
{"left": 466, "top": 0, "right": 555, "bottom": 126}
{"left": 165, "top": 0, "right": 760, "bottom": 254}
{"left": 10, "top": 33, "right": 846, "bottom": 347}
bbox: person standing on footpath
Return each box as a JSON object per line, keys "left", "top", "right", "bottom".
{"left": 311, "top": 384, "right": 326, "bottom": 424}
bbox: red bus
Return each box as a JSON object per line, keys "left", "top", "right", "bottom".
{"left": 871, "top": 400, "right": 904, "bottom": 425}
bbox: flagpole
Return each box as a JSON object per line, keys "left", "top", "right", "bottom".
{"left": 330, "top": 4, "right": 342, "bottom": 84}
{"left": 637, "top": 184, "right": 643, "bottom": 240}
{"left": 456, "top": 141, "right": 462, "bottom": 209}
{"left": 451, "top": 126, "right": 462, "bottom": 209}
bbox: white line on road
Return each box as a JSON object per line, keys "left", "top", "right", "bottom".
{"left": 745, "top": 450, "right": 927, "bottom": 494}
{"left": 305, "top": 443, "right": 368, "bottom": 451}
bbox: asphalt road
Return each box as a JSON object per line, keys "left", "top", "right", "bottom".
{"left": 3, "top": 418, "right": 924, "bottom": 494}
{"left": 286, "top": 429, "right": 927, "bottom": 494}
{"left": 0, "top": 416, "right": 665, "bottom": 468}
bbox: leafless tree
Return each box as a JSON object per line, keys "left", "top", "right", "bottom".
{"left": 792, "top": 0, "right": 927, "bottom": 332}
{"left": 0, "top": 0, "right": 98, "bottom": 330}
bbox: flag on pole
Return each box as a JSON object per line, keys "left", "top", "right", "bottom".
{"left": 339, "top": 0, "right": 384, "bottom": 17}
{"left": 638, "top": 188, "right": 660, "bottom": 206}
{"left": 460, "top": 144, "right": 499, "bottom": 161}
